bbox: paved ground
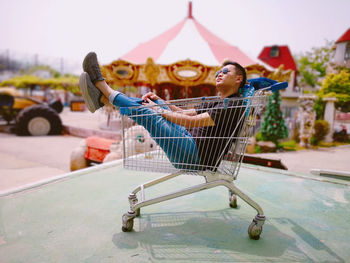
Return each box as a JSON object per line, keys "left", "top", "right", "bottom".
{"left": 254, "top": 146, "right": 350, "bottom": 174}
{"left": 0, "top": 163, "right": 349, "bottom": 262}
{"left": 0, "top": 107, "right": 349, "bottom": 193}
{"left": 0, "top": 133, "right": 82, "bottom": 191}
{"left": 0, "top": 107, "right": 120, "bottom": 192}
{"left": 1, "top": 108, "right": 350, "bottom": 262}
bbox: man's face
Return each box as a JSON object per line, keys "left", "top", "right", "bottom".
{"left": 215, "top": 64, "right": 243, "bottom": 97}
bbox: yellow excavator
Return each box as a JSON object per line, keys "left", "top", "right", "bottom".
{"left": 0, "top": 87, "right": 63, "bottom": 136}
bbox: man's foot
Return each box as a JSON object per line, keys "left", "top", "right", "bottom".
{"left": 79, "top": 72, "right": 104, "bottom": 113}
{"left": 83, "top": 52, "right": 105, "bottom": 84}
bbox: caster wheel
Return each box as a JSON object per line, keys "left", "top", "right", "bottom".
{"left": 229, "top": 194, "right": 237, "bottom": 208}
{"left": 135, "top": 208, "right": 141, "bottom": 217}
{"left": 248, "top": 221, "right": 262, "bottom": 240}
{"left": 122, "top": 214, "right": 134, "bottom": 232}
{"left": 128, "top": 195, "right": 139, "bottom": 217}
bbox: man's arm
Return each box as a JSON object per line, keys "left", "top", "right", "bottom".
{"left": 142, "top": 92, "right": 196, "bottom": 116}
{"left": 143, "top": 95, "right": 214, "bottom": 127}
{"left": 160, "top": 109, "right": 215, "bottom": 128}
{"left": 167, "top": 104, "right": 197, "bottom": 116}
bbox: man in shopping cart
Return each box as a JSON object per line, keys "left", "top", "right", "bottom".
{"left": 79, "top": 52, "right": 247, "bottom": 171}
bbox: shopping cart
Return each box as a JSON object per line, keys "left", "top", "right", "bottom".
{"left": 120, "top": 78, "right": 287, "bottom": 240}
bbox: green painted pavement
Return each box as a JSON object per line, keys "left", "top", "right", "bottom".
{"left": 0, "top": 163, "right": 349, "bottom": 262}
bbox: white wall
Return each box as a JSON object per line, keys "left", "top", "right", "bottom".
{"left": 334, "top": 41, "right": 350, "bottom": 67}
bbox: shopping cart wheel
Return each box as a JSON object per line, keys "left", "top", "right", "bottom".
{"left": 248, "top": 221, "right": 262, "bottom": 240}
{"left": 128, "top": 194, "right": 139, "bottom": 217}
{"left": 229, "top": 194, "right": 238, "bottom": 208}
{"left": 122, "top": 212, "right": 135, "bottom": 232}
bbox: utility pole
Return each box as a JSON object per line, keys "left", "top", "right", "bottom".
{"left": 34, "top": 54, "right": 38, "bottom": 66}
{"left": 5, "top": 49, "right": 10, "bottom": 69}
{"left": 60, "top": 57, "right": 64, "bottom": 74}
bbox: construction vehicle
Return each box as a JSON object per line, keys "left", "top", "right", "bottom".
{"left": 0, "top": 87, "right": 63, "bottom": 136}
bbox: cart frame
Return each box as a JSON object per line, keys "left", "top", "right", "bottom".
{"left": 120, "top": 86, "right": 276, "bottom": 239}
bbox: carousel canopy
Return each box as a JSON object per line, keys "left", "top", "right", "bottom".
{"left": 102, "top": 2, "right": 292, "bottom": 96}
{"left": 122, "top": 2, "right": 255, "bottom": 66}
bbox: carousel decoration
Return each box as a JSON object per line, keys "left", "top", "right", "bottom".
{"left": 102, "top": 59, "right": 292, "bottom": 99}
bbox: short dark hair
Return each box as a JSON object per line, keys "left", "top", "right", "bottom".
{"left": 222, "top": 60, "right": 247, "bottom": 90}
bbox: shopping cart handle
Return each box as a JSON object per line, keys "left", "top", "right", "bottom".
{"left": 247, "top": 77, "right": 288, "bottom": 92}
{"left": 268, "top": 81, "right": 288, "bottom": 92}
{"left": 247, "top": 77, "right": 277, "bottom": 90}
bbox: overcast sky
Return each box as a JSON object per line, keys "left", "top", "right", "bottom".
{"left": 1, "top": 0, "right": 349, "bottom": 67}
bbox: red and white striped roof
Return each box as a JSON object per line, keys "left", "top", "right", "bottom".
{"left": 122, "top": 2, "right": 255, "bottom": 66}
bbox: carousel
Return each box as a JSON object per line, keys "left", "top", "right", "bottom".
{"left": 101, "top": 2, "right": 292, "bottom": 99}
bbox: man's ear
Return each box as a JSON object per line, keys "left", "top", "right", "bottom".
{"left": 236, "top": 75, "right": 243, "bottom": 84}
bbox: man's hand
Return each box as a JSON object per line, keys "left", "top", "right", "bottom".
{"left": 144, "top": 98, "right": 158, "bottom": 109}
{"left": 142, "top": 92, "right": 160, "bottom": 102}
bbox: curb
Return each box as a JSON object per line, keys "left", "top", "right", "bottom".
{"left": 241, "top": 163, "right": 350, "bottom": 186}
{"left": 63, "top": 124, "right": 121, "bottom": 140}
{"left": 310, "top": 168, "right": 350, "bottom": 180}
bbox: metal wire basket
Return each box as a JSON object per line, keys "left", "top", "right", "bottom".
{"left": 122, "top": 91, "right": 266, "bottom": 177}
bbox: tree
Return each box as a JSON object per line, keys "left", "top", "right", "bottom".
{"left": 260, "top": 90, "right": 288, "bottom": 144}
{"left": 318, "top": 69, "right": 350, "bottom": 113}
{"left": 0, "top": 75, "right": 80, "bottom": 95}
{"left": 295, "top": 41, "right": 334, "bottom": 88}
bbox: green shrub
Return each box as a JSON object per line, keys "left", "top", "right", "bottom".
{"left": 255, "top": 131, "right": 263, "bottom": 142}
{"left": 254, "top": 145, "right": 261, "bottom": 153}
{"left": 279, "top": 140, "right": 297, "bottom": 151}
{"left": 292, "top": 127, "right": 300, "bottom": 143}
{"left": 333, "top": 126, "right": 349, "bottom": 142}
{"left": 314, "top": 97, "right": 326, "bottom": 120}
{"left": 310, "top": 136, "right": 317, "bottom": 146}
{"left": 321, "top": 70, "right": 350, "bottom": 112}
{"left": 312, "top": 120, "right": 330, "bottom": 145}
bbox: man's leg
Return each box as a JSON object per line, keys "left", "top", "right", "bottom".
{"left": 79, "top": 71, "right": 200, "bottom": 169}
{"left": 126, "top": 107, "right": 200, "bottom": 169}
{"left": 109, "top": 90, "right": 200, "bottom": 169}
{"left": 106, "top": 90, "right": 199, "bottom": 168}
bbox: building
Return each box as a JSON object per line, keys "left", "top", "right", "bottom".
{"left": 333, "top": 28, "right": 350, "bottom": 68}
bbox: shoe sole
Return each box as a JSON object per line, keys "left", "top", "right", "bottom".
{"left": 79, "top": 72, "right": 97, "bottom": 113}
{"left": 82, "top": 52, "right": 95, "bottom": 72}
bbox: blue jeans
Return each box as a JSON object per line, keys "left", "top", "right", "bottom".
{"left": 111, "top": 93, "right": 201, "bottom": 170}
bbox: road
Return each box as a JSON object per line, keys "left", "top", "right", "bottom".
{"left": 0, "top": 132, "right": 83, "bottom": 191}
